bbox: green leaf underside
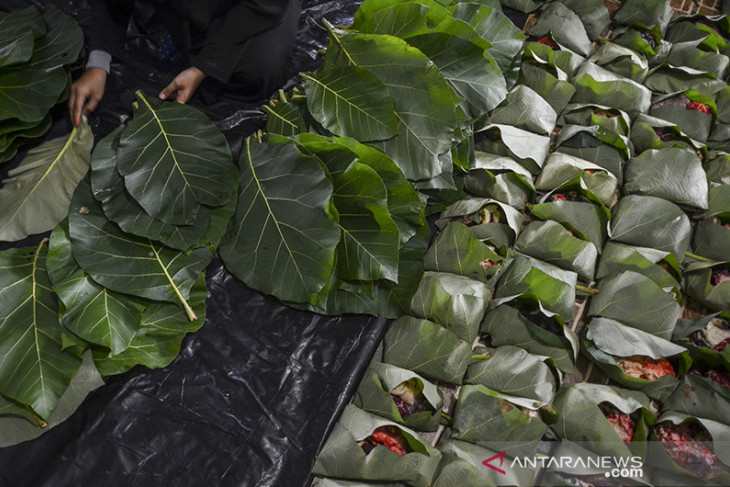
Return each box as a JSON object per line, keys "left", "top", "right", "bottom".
{"left": 0, "top": 118, "right": 93, "bottom": 242}
{"left": 116, "top": 91, "right": 234, "bottom": 225}
{"left": 0, "top": 242, "right": 81, "bottom": 420}
{"left": 303, "top": 67, "right": 398, "bottom": 142}
{"left": 334, "top": 161, "right": 400, "bottom": 282}
{"left": 219, "top": 139, "right": 340, "bottom": 304}
{"left": 68, "top": 179, "right": 208, "bottom": 317}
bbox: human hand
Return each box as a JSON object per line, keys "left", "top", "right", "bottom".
{"left": 159, "top": 67, "right": 207, "bottom": 104}
{"left": 68, "top": 67, "right": 107, "bottom": 127}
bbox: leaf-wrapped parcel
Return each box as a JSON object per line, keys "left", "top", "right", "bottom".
{"left": 666, "top": 40, "right": 730, "bottom": 80}
{"left": 553, "top": 124, "right": 631, "bottom": 180}
{"left": 522, "top": 40, "right": 586, "bottom": 77}
{"left": 492, "top": 253, "right": 577, "bottom": 323}
{"left": 527, "top": 2, "right": 593, "bottom": 57}
{"left": 451, "top": 384, "right": 548, "bottom": 458}
{"left": 571, "top": 62, "right": 652, "bottom": 118}
{"left": 0, "top": 118, "right": 93, "bottom": 242}
{"left": 596, "top": 242, "right": 681, "bottom": 291}
{"left": 354, "top": 362, "right": 444, "bottom": 432}
{"left": 581, "top": 317, "right": 690, "bottom": 401}
{"left": 535, "top": 152, "right": 618, "bottom": 207}
{"left": 588, "top": 271, "right": 681, "bottom": 339}
{"left": 475, "top": 124, "right": 550, "bottom": 175}
{"left": 555, "top": 0, "right": 610, "bottom": 40}
{"left": 464, "top": 345, "right": 559, "bottom": 408}
{"left": 609, "top": 194, "right": 692, "bottom": 262}
{"left": 643, "top": 64, "right": 726, "bottom": 97}
{"left": 610, "top": 24, "right": 662, "bottom": 59}
{"left": 410, "top": 271, "right": 491, "bottom": 344}
{"left": 588, "top": 42, "right": 649, "bottom": 82}
{"left": 613, "top": 0, "right": 674, "bottom": 35}
{"left": 432, "top": 435, "right": 536, "bottom": 487}
{"left": 693, "top": 184, "right": 730, "bottom": 262}
{"left": 481, "top": 303, "right": 579, "bottom": 373}
{"left": 649, "top": 91, "right": 717, "bottom": 143}
{"left": 313, "top": 404, "right": 441, "bottom": 487}
{"left": 529, "top": 197, "right": 609, "bottom": 253}
{"left": 515, "top": 219, "right": 598, "bottom": 281}
{"left": 547, "top": 383, "right": 654, "bottom": 459}
{"left": 647, "top": 411, "right": 730, "bottom": 485}
{"left": 663, "top": 374, "right": 730, "bottom": 426}
{"left": 383, "top": 316, "right": 472, "bottom": 384}
{"left": 684, "top": 260, "right": 730, "bottom": 312}
{"left": 630, "top": 113, "right": 704, "bottom": 155}
{"left": 463, "top": 153, "right": 535, "bottom": 210}
{"left": 560, "top": 103, "right": 631, "bottom": 137}
{"left": 517, "top": 54, "right": 575, "bottom": 114}
{"left": 623, "top": 147, "right": 709, "bottom": 210}
{"left": 705, "top": 152, "right": 730, "bottom": 187}
{"left": 488, "top": 84, "right": 557, "bottom": 136}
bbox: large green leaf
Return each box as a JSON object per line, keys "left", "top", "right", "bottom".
{"left": 0, "top": 242, "right": 81, "bottom": 420}
{"left": 333, "top": 161, "right": 400, "bottom": 282}
{"left": 93, "top": 272, "right": 207, "bottom": 376}
{"left": 219, "top": 139, "right": 340, "bottom": 305}
{"left": 623, "top": 148, "right": 709, "bottom": 210}
{"left": 68, "top": 180, "right": 211, "bottom": 320}
{"left": 643, "top": 64, "right": 726, "bottom": 97}
{"left": 587, "top": 272, "right": 681, "bottom": 339}
{"left": 614, "top": 0, "right": 674, "bottom": 33}
{"left": 0, "top": 350, "right": 103, "bottom": 447}
{"left": 667, "top": 41, "right": 730, "bottom": 80}
{"left": 609, "top": 194, "right": 692, "bottom": 261}
{"left": 0, "top": 118, "right": 93, "bottom": 242}
{"left": 90, "top": 127, "right": 212, "bottom": 250}
{"left": 324, "top": 28, "right": 459, "bottom": 181}
{"left": 465, "top": 346, "right": 557, "bottom": 408}
{"left": 115, "top": 91, "right": 235, "bottom": 225}
{"left": 23, "top": 4, "right": 82, "bottom": 71}
{"left": 0, "top": 66, "right": 67, "bottom": 123}
{"left": 451, "top": 384, "right": 548, "bottom": 457}
{"left": 663, "top": 374, "right": 730, "bottom": 425}
{"left": 0, "top": 6, "right": 43, "bottom": 68}
{"left": 410, "top": 271, "right": 491, "bottom": 344}
{"left": 406, "top": 32, "right": 506, "bottom": 120}
{"left": 303, "top": 66, "right": 398, "bottom": 142}
{"left": 514, "top": 220, "right": 598, "bottom": 281}
{"left": 586, "top": 316, "right": 686, "bottom": 357}
{"left": 556, "top": 0, "right": 610, "bottom": 40}
{"left": 48, "top": 222, "right": 146, "bottom": 355}
{"left": 482, "top": 304, "right": 578, "bottom": 373}
{"left": 448, "top": 2, "right": 526, "bottom": 72}
{"left": 517, "top": 60, "right": 575, "bottom": 116}
{"left": 383, "top": 316, "right": 472, "bottom": 384}
{"left": 572, "top": 64, "right": 652, "bottom": 118}
{"left": 476, "top": 123, "right": 550, "bottom": 174}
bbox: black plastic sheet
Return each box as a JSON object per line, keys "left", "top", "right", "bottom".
{"left": 0, "top": 1, "right": 390, "bottom": 486}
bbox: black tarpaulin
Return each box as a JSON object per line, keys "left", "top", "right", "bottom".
{"left": 0, "top": 1, "right": 389, "bottom": 486}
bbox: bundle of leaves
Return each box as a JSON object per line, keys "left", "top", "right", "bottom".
{"left": 0, "top": 91, "right": 238, "bottom": 432}
{"left": 0, "top": 5, "right": 83, "bottom": 163}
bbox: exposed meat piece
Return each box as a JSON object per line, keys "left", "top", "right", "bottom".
{"left": 651, "top": 93, "right": 690, "bottom": 110}
{"left": 706, "top": 369, "right": 730, "bottom": 389}
{"left": 653, "top": 127, "right": 677, "bottom": 142}
{"left": 358, "top": 425, "right": 412, "bottom": 456}
{"left": 715, "top": 338, "right": 730, "bottom": 352}
{"left": 537, "top": 36, "right": 560, "bottom": 50}
{"left": 639, "top": 29, "right": 658, "bottom": 50}
{"left": 710, "top": 264, "right": 730, "bottom": 286}
{"left": 390, "top": 378, "right": 434, "bottom": 419}
{"left": 600, "top": 404, "right": 636, "bottom": 444}
{"left": 593, "top": 108, "right": 617, "bottom": 119}
{"left": 517, "top": 305, "right": 562, "bottom": 335}
{"left": 687, "top": 101, "right": 713, "bottom": 116}
{"left": 654, "top": 420, "right": 721, "bottom": 479}
{"left": 616, "top": 355, "right": 676, "bottom": 380}
{"left": 484, "top": 127, "right": 501, "bottom": 142}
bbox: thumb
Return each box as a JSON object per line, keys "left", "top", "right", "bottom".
{"left": 159, "top": 81, "right": 178, "bottom": 100}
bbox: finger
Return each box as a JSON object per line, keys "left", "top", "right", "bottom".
{"left": 159, "top": 81, "right": 178, "bottom": 100}
{"left": 175, "top": 88, "right": 191, "bottom": 104}
{"left": 84, "top": 96, "right": 100, "bottom": 116}
{"left": 68, "top": 92, "right": 76, "bottom": 125}
{"left": 72, "top": 94, "right": 85, "bottom": 128}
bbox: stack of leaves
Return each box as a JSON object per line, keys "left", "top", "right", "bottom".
{"left": 0, "top": 91, "right": 237, "bottom": 433}
{"left": 0, "top": 5, "right": 83, "bottom": 163}
{"left": 221, "top": 0, "right": 528, "bottom": 317}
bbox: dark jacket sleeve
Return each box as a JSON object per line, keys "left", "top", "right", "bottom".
{"left": 87, "top": 0, "right": 134, "bottom": 59}
{"left": 189, "top": 0, "right": 292, "bottom": 84}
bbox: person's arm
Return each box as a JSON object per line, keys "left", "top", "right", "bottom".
{"left": 69, "top": 0, "right": 132, "bottom": 125}
{"left": 190, "top": 0, "right": 291, "bottom": 84}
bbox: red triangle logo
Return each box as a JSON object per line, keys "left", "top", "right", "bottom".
{"left": 482, "top": 451, "right": 507, "bottom": 475}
